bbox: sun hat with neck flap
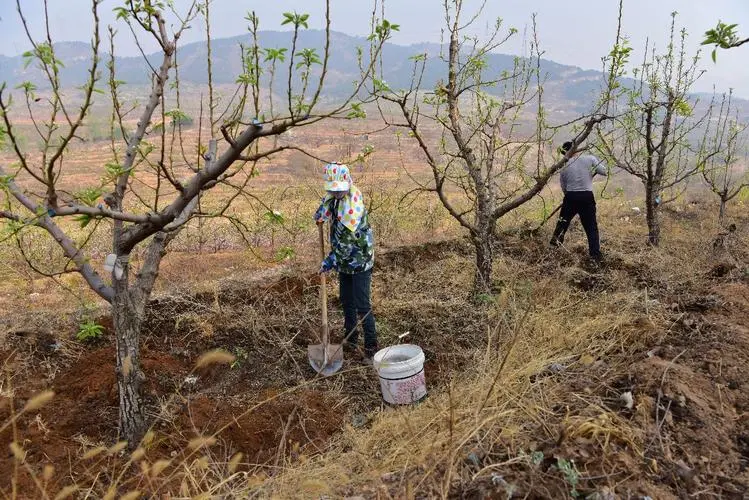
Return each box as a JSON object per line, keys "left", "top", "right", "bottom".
{"left": 323, "top": 162, "right": 351, "bottom": 192}
{"left": 319, "top": 162, "right": 365, "bottom": 232}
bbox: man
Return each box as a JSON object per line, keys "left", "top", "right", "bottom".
{"left": 550, "top": 141, "right": 607, "bottom": 261}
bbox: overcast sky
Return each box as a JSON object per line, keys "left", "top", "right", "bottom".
{"left": 1, "top": 0, "right": 747, "bottom": 96}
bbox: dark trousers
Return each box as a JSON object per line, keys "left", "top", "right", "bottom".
{"left": 339, "top": 269, "right": 377, "bottom": 351}
{"left": 551, "top": 191, "right": 601, "bottom": 258}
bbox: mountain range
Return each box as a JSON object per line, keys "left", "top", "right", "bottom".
{"left": 0, "top": 30, "right": 611, "bottom": 113}
{"left": 0, "top": 30, "right": 745, "bottom": 119}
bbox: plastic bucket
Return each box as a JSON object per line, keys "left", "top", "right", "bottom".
{"left": 372, "top": 344, "right": 427, "bottom": 404}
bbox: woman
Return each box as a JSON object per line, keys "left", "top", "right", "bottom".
{"left": 314, "top": 162, "right": 378, "bottom": 361}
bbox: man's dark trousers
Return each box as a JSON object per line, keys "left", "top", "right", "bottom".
{"left": 550, "top": 190, "right": 601, "bottom": 259}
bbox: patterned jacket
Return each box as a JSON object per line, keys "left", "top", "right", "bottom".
{"left": 314, "top": 198, "right": 374, "bottom": 274}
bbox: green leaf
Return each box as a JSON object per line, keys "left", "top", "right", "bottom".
{"left": 376, "top": 79, "right": 391, "bottom": 93}
{"left": 263, "top": 210, "right": 285, "bottom": 225}
{"left": 103, "top": 162, "right": 126, "bottom": 182}
{"left": 76, "top": 319, "right": 105, "bottom": 342}
{"left": 371, "top": 18, "right": 400, "bottom": 41}
{"left": 347, "top": 102, "right": 366, "bottom": 119}
{"left": 0, "top": 219, "right": 25, "bottom": 237}
{"left": 295, "top": 48, "right": 321, "bottom": 69}
{"left": 0, "top": 174, "right": 15, "bottom": 189}
{"left": 15, "top": 81, "right": 37, "bottom": 93}
{"left": 164, "top": 109, "right": 192, "bottom": 125}
{"left": 113, "top": 7, "right": 129, "bottom": 20}
{"left": 244, "top": 11, "right": 259, "bottom": 26}
{"left": 263, "top": 47, "right": 287, "bottom": 62}
{"left": 674, "top": 99, "right": 693, "bottom": 117}
{"left": 22, "top": 50, "right": 34, "bottom": 69}
{"left": 74, "top": 214, "right": 93, "bottom": 228}
{"left": 281, "top": 11, "right": 310, "bottom": 29}
{"left": 274, "top": 246, "right": 295, "bottom": 261}
{"left": 236, "top": 73, "right": 256, "bottom": 85}
{"left": 74, "top": 187, "right": 103, "bottom": 207}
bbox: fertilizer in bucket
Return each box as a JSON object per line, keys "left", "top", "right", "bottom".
{"left": 372, "top": 344, "right": 427, "bottom": 404}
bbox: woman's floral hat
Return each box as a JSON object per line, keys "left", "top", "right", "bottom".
{"left": 323, "top": 162, "right": 351, "bottom": 192}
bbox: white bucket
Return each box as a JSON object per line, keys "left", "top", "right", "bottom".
{"left": 372, "top": 344, "right": 427, "bottom": 405}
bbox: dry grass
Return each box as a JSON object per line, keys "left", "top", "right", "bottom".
{"left": 245, "top": 199, "right": 749, "bottom": 498}
{"left": 250, "top": 250, "right": 648, "bottom": 497}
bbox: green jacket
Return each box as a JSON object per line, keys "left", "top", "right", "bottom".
{"left": 315, "top": 198, "right": 374, "bottom": 274}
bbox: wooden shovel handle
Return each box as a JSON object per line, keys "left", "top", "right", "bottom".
{"left": 318, "top": 223, "right": 329, "bottom": 346}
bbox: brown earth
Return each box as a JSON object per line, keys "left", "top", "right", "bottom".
{"left": 0, "top": 267, "right": 353, "bottom": 496}
{"left": 0, "top": 241, "right": 465, "bottom": 497}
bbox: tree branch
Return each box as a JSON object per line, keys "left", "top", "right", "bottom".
{"left": 52, "top": 204, "right": 154, "bottom": 223}
{"left": 0, "top": 210, "right": 22, "bottom": 222}
{"left": 492, "top": 115, "right": 607, "bottom": 220}
{"left": 118, "top": 119, "right": 293, "bottom": 253}
{"left": 132, "top": 231, "right": 172, "bottom": 308}
{"left": 0, "top": 164, "right": 113, "bottom": 302}
{"left": 45, "top": 0, "right": 101, "bottom": 209}
{"left": 395, "top": 96, "right": 474, "bottom": 231}
{"left": 0, "top": 85, "right": 46, "bottom": 185}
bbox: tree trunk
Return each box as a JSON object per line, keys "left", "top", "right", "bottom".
{"left": 719, "top": 198, "right": 727, "bottom": 224}
{"left": 645, "top": 185, "right": 661, "bottom": 246}
{"left": 472, "top": 232, "right": 493, "bottom": 296}
{"left": 111, "top": 232, "right": 173, "bottom": 446}
{"left": 112, "top": 272, "right": 147, "bottom": 446}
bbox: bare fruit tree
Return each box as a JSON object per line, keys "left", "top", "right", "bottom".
{"left": 597, "top": 13, "right": 711, "bottom": 246}
{"left": 374, "top": 0, "right": 606, "bottom": 294}
{"left": 699, "top": 91, "right": 749, "bottom": 222}
{"left": 0, "top": 0, "right": 394, "bottom": 445}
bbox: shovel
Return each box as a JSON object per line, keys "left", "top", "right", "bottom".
{"left": 308, "top": 222, "right": 343, "bottom": 376}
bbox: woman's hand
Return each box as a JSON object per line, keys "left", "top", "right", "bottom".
{"left": 319, "top": 261, "right": 333, "bottom": 274}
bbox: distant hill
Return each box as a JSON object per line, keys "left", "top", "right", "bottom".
{"left": 1, "top": 30, "right": 745, "bottom": 118}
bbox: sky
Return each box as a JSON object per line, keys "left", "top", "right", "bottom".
{"left": 1, "top": 0, "right": 748, "bottom": 97}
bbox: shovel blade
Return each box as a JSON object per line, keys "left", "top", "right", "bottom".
{"left": 307, "top": 344, "right": 343, "bottom": 376}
